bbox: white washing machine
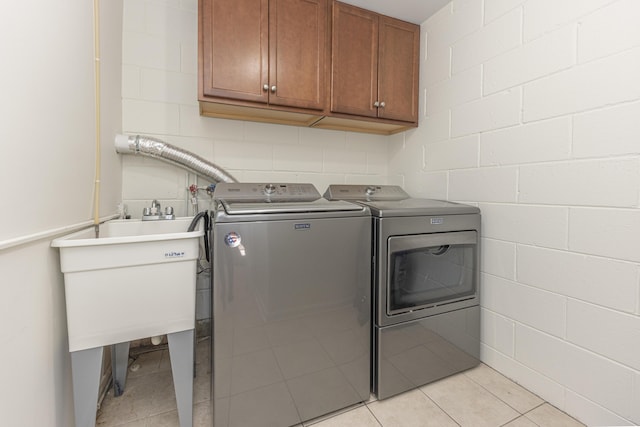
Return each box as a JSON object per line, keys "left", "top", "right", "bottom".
{"left": 210, "top": 183, "right": 371, "bottom": 426}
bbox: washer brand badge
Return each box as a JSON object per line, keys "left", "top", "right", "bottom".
{"left": 165, "top": 250, "right": 185, "bottom": 258}
{"left": 295, "top": 223, "right": 311, "bottom": 230}
{"left": 431, "top": 217, "right": 444, "bottom": 225}
{"left": 224, "top": 232, "right": 241, "bottom": 248}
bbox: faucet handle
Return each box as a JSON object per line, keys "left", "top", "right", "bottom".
{"left": 164, "top": 206, "right": 175, "bottom": 220}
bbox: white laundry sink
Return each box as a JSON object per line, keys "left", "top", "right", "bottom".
{"left": 52, "top": 217, "right": 204, "bottom": 352}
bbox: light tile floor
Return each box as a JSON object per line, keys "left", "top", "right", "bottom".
{"left": 96, "top": 339, "right": 584, "bottom": 427}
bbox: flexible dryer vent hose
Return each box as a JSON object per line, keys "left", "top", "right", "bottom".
{"left": 115, "top": 134, "right": 238, "bottom": 184}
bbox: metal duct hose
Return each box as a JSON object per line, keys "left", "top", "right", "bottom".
{"left": 114, "top": 134, "right": 238, "bottom": 183}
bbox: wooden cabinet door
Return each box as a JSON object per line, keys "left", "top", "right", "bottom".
{"left": 269, "top": 0, "right": 327, "bottom": 110}
{"left": 201, "top": 0, "right": 269, "bottom": 104}
{"left": 378, "top": 16, "right": 419, "bottom": 123}
{"left": 331, "top": 2, "right": 378, "bottom": 118}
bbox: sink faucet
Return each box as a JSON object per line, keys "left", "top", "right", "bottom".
{"left": 151, "top": 199, "right": 161, "bottom": 215}
{"left": 142, "top": 200, "right": 175, "bottom": 221}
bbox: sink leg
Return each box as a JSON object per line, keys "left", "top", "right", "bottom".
{"left": 168, "top": 329, "right": 194, "bottom": 427}
{"left": 70, "top": 346, "right": 103, "bottom": 427}
{"left": 111, "top": 341, "right": 130, "bottom": 397}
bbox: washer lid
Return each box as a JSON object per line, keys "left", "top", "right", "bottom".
{"left": 362, "top": 198, "right": 480, "bottom": 217}
{"left": 221, "top": 199, "right": 364, "bottom": 215}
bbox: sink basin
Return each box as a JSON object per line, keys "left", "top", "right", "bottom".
{"left": 52, "top": 217, "right": 204, "bottom": 352}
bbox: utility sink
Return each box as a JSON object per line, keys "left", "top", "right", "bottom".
{"left": 52, "top": 217, "right": 204, "bottom": 352}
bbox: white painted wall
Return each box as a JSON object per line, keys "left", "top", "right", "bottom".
{"left": 0, "top": 0, "right": 123, "bottom": 425}
{"left": 120, "top": 0, "right": 395, "bottom": 218}
{"left": 390, "top": 0, "right": 640, "bottom": 425}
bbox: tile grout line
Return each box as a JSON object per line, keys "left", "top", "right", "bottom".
{"left": 361, "top": 402, "right": 384, "bottom": 427}
{"left": 414, "top": 384, "right": 462, "bottom": 427}
{"left": 508, "top": 402, "right": 548, "bottom": 427}
{"left": 461, "top": 365, "right": 545, "bottom": 416}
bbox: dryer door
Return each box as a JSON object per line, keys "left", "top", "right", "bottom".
{"left": 384, "top": 230, "right": 478, "bottom": 322}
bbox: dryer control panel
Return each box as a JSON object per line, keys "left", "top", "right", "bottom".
{"left": 213, "top": 182, "right": 321, "bottom": 203}
{"left": 324, "top": 185, "right": 410, "bottom": 201}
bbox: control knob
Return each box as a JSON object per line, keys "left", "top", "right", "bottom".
{"left": 264, "top": 183, "right": 277, "bottom": 195}
{"left": 365, "top": 186, "right": 377, "bottom": 196}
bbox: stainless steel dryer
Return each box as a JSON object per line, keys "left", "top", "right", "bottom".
{"left": 324, "top": 185, "right": 481, "bottom": 400}
{"left": 210, "top": 183, "right": 371, "bottom": 427}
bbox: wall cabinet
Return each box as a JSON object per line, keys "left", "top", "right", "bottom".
{"left": 330, "top": 1, "right": 419, "bottom": 124}
{"left": 198, "top": 0, "right": 419, "bottom": 135}
{"left": 199, "top": 0, "right": 328, "bottom": 125}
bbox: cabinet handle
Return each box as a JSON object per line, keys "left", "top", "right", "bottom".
{"left": 263, "top": 84, "right": 269, "bottom": 91}
{"left": 373, "top": 101, "right": 379, "bottom": 107}
{"left": 271, "top": 85, "right": 277, "bottom": 93}
{"left": 379, "top": 101, "right": 386, "bottom": 108}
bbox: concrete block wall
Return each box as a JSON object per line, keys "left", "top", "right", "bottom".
{"left": 120, "top": 0, "right": 395, "bottom": 219}
{"left": 391, "top": 0, "right": 640, "bottom": 425}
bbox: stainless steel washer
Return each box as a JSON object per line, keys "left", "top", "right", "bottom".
{"left": 210, "top": 183, "right": 371, "bottom": 426}
{"left": 324, "top": 185, "right": 481, "bottom": 400}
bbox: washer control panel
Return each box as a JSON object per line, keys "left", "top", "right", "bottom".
{"left": 324, "top": 185, "right": 410, "bottom": 201}
{"left": 214, "top": 182, "right": 321, "bottom": 202}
